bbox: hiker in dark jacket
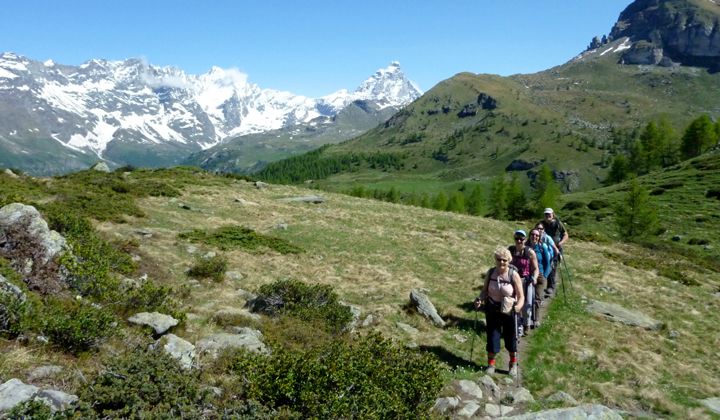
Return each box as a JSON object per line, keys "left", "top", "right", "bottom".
{"left": 540, "top": 208, "right": 568, "bottom": 296}
{"left": 527, "top": 229, "right": 550, "bottom": 327}
{"left": 476, "top": 246, "right": 524, "bottom": 376}
{"left": 509, "top": 230, "right": 538, "bottom": 335}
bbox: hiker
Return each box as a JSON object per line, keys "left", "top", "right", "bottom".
{"left": 535, "top": 222, "right": 557, "bottom": 297}
{"left": 475, "top": 246, "right": 524, "bottom": 376}
{"left": 509, "top": 230, "right": 539, "bottom": 335}
{"left": 527, "top": 229, "right": 550, "bottom": 327}
{"left": 540, "top": 208, "right": 568, "bottom": 296}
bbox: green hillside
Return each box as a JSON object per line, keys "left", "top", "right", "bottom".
{"left": 0, "top": 167, "right": 718, "bottom": 417}
{"left": 256, "top": 43, "right": 720, "bottom": 195}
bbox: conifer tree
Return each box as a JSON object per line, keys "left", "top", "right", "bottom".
{"left": 533, "top": 165, "right": 561, "bottom": 214}
{"left": 681, "top": 114, "right": 717, "bottom": 158}
{"left": 614, "top": 179, "right": 658, "bottom": 239}
{"left": 420, "top": 194, "right": 432, "bottom": 209}
{"left": 489, "top": 176, "right": 508, "bottom": 219}
{"left": 506, "top": 174, "right": 527, "bottom": 219}
{"left": 433, "top": 192, "right": 449, "bottom": 211}
{"left": 466, "top": 185, "right": 484, "bottom": 216}
{"left": 607, "top": 155, "right": 631, "bottom": 184}
{"left": 447, "top": 192, "right": 466, "bottom": 214}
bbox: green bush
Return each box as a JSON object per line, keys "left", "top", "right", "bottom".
{"left": 187, "top": 254, "right": 228, "bottom": 282}
{"left": 227, "top": 333, "right": 444, "bottom": 418}
{"left": 179, "top": 225, "right": 303, "bottom": 254}
{"left": 78, "top": 347, "right": 205, "bottom": 418}
{"left": 587, "top": 199, "right": 610, "bottom": 210}
{"left": 0, "top": 289, "right": 30, "bottom": 338}
{"left": 248, "top": 279, "right": 353, "bottom": 333}
{"left": 6, "top": 399, "right": 53, "bottom": 419}
{"left": 42, "top": 299, "right": 116, "bottom": 354}
{"left": 115, "top": 278, "right": 185, "bottom": 321}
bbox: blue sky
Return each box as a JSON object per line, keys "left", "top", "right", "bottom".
{"left": 2, "top": 0, "right": 632, "bottom": 97}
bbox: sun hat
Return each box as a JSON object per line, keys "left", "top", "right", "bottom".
{"left": 543, "top": 208, "right": 554, "bottom": 214}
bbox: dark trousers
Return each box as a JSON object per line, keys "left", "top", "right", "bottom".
{"left": 547, "top": 259, "right": 558, "bottom": 290}
{"left": 485, "top": 309, "right": 518, "bottom": 354}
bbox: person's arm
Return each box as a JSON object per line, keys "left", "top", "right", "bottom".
{"left": 512, "top": 271, "right": 524, "bottom": 312}
{"left": 547, "top": 235, "right": 559, "bottom": 257}
{"left": 542, "top": 244, "right": 552, "bottom": 278}
{"left": 529, "top": 248, "right": 539, "bottom": 285}
{"left": 475, "top": 271, "right": 491, "bottom": 310}
{"left": 558, "top": 221, "right": 569, "bottom": 247}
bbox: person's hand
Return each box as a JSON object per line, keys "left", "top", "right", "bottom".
{"left": 514, "top": 303, "right": 522, "bottom": 313}
{"left": 474, "top": 297, "right": 484, "bottom": 311}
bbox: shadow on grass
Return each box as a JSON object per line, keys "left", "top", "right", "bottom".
{"left": 419, "top": 345, "right": 484, "bottom": 371}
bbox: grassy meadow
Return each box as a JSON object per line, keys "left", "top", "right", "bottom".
{"left": 1, "top": 166, "right": 718, "bottom": 417}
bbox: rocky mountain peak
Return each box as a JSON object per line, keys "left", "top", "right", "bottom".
{"left": 600, "top": 0, "right": 720, "bottom": 69}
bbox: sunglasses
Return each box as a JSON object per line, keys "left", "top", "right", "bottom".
{"left": 495, "top": 258, "right": 508, "bottom": 263}
{"left": 514, "top": 236, "right": 525, "bottom": 241}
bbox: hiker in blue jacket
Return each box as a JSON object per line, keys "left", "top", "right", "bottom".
{"left": 527, "top": 228, "right": 550, "bottom": 328}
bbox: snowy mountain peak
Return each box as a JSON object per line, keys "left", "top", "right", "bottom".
{"left": 0, "top": 52, "right": 422, "bottom": 170}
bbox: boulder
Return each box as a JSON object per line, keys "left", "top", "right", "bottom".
{"left": 433, "top": 396, "right": 460, "bottom": 415}
{"left": 586, "top": 300, "right": 662, "bottom": 330}
{"left": 396, "top": 322, "right": 419, "bottom": 335}
{"left": 0, "top": 204, "right": 68, "bottom": 293}
{"left": 34, "top": 389, "right": 78, "bottom": 412}
{"left": 26, "top": 365, "right": 63, "bottom": 382}
{"left": 485, "top": 403, "right": 514, "bottom": 417}
{"left": 0, "top": 378, "right": 39, "bottom": 412}
{"left": 479, "top": 375, "right": 501, "bottom": 401}
{"left": 504, "top": 404, "right": 622, "bottom": 419}
{"left": 546, "top": 391, "right": 578, "bottom": 406}
{"left": 127, "top": 312, "right": 179, "bottom": 335}
{"left": 90, "top": 161, "right": 111, "bottom": 172}
{"left": 409, "top": 289, "right": 445, "bottom": 327}
{"left": 254, "top": 181, "right": 269, "bottom": 189}
{"left": 701, "top": 397, "right": 720, "bottom": 414}
{"left": 278, "top": 195, "right": 325, "bottom": 204}
{"left": 196, "top": 328, "right": 268, "bottom": 359}
{"left": 457, "top": 401, "right": 480, "bottom": 418}
{"left": 3, "top": 169, "right": 18, "bottom": 178}
{"left": 506, "top": 387, "right": 535, "bottom": 404}
{"left": 154, "top": 334, "right": 195, "bottom": 370}
{"left": 453, "top": 379, "right": 483, "bottom": 401}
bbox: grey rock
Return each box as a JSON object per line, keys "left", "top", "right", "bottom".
{"left": 34, "top": 389, "right": 78, "bottom": 412}
{"left": 155, "top": 334, "right": 196, "bottom": 370}
{"left": 668, "top": 330, "right": 680, "bottom": 339}
{"left": 90, "top": 161, "right": 111, "bottom": 172}
{"left": 254, "top": 181, "right": 269, "bottom": 189}
{"left": 506, "top": 387, "right": 535, "bottom": 404}
{"left": 453, "top": 333, "right": 468, "bottom": 343}
{"left": 575, "top": 348, "right": 595, "bottom": 362}
{"left": 226, "top": 271, "right": 244, "bottom": 281}
{"left": 0, "top": 378, "right": 39, "bottom": 412}
{"left": 409, "top": 288, "right": 445, "bottom": 327}
{"left": 479, "top": 375, "right": 501, "bottom": 401}
{"left": 485, "top": 403, "right": 515, "bottom": 417}
{"left": 343, "top": 302, "right": 361, "bottom": 331}
{"left": 128, "top": 312, "right": 179, "bottom": 335}
{"left": 278, "top": 195, "right": 325, "bottom": 204}
{"left": 504, "top": 404, "right": 622, "bottom": 419}
{"left": 396, "top": 322, "right": 419, "bottom": 335}
{"left": 586, "top": 300, "right": 662, "bottom": 330}
{"left": 196, "top": 328, "right": 268, "bottom": 359}
{"left": 453, "top": 379, "right": 483, "bottom": 401}
{"left": 361, "top": 314, "right": 376, "bottom": 327}
{"left": 458, "top": 401, "right": 481, "bottom": 418}
{"left": 186, "top": 245, "right": 198, "bottom": 254}
{"left": 701, "top": 397, "right": 720, "bottom": 414}
{"left": 0, "top": 203, "right": 68, "bottom": 266}
{"left": 433, "top": 396, "right": 460, "bottom": 414}
{"left": 234, "top": 197, "right": 258, "bottom": 206}
{"left": 546, "top": 391, "right": 578, "bottom": 406}
{"left": 27, "top": 365, "right": 63, "bottom": 382}
{"left": 3, "top": 169, "right": 18, "bottom": 178}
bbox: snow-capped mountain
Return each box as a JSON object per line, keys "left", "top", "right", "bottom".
{"left": 0, "top": 52, "right": 421, "bottom": 174}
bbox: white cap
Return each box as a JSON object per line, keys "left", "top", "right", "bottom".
{"left": 544, "top": 208, "right": 554, "bottom": 214}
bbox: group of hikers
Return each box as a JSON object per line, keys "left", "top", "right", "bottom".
{"left": 474, "top": 208, "right": 569, "bottom": 376}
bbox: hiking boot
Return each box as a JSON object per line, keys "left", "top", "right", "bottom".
{"left": 534, "top": 320, "right": 541, "bottom": 328}
{"left": 486, "top": 365, "right": 496, "bottom": 375}
{"left": 509, "top": 364, "right": 518, "bottom": 377}
{"left": 517, "top": 325, "right": 524, "bottom": 337}
{"left": 545, "top": 288, "right": 554, "bottom": 297}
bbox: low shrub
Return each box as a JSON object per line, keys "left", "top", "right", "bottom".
{"left": 650, "top": 188, "right": 666, "bottom": 196}
{"left": 688, "top": 238, "right": 710, "bottom": 246}
{"left": 226, "top": 333, "right": 444, "bottom": 418}
{"left": 179, "top": 225, "right": 303, "bottom": 254}
{"left": 115, "top": 278, "right": 185, "bottom": 320}
{"left": 187, "top": 254, "right": 228, "bottom": 282}
{"left": 562, "top": 201, "right": 585, "bottom": 210}
{"left": 42, "top": 298, "right": 117, "bottom": 354}
{"left": 78, "top": 347, "right": 205, "bottom": 418}
{"left": 706, "top": 188, "right": 720, "bottom": 199}
{"left": 6, "top": 399, "right": 53, "bottom": 419}
{"left": 248, "top": 279, "right": 353, "bottom": 333}
{"left": 587, "top": 199, "right": 610, "bottom": 210}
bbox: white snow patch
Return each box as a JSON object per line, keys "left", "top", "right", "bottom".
{"left": 39, "top": 82, "right": 89, "bottom": 114}
{"left": 600, "top": 46, "right": 615, "bottom": 56}
{"left": 615, "top": 38, "right": 632, "bottom": 53}
{"left": 16, "top": 85, "right": 30, "bottom": 91}
{"left": 44, "top": 59, "right": 55, "bottom": 67}
{"left": 0, "top": 68, "right": 18, "bottom": 79}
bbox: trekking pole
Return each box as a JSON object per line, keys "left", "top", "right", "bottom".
{"left": 513, "top": 310, "right": 520, "bottom": 386}
{"left": 559, "top": 258, "right": 568, "bottom": 304}
{"left": 561, "top": 252, "right": 574, "bottom": 291}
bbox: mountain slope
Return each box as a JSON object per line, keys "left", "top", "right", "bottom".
{"left": 0, "top": 54, "right": 420, "bottom": 174}
{"left": 257, "top": 0, "right": 720, "bottom": 193}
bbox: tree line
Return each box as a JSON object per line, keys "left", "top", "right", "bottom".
{"left": 607, "top": 114, "right": 720, "bottom": 184}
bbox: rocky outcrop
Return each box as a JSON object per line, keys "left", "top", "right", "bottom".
{"left": 0, "top": 379, "right": 78, "bottom": 413}
{"left": 609, "top": 0, "right": 720, "bottom": 70}
{"left": 127, "top": 312, "right": 179, "bottom": 335}
{"left": 0, "top": 203, "right": 68, "bottom": 293}
{"left": 153, "top": 334, "right": 196, "bottom": 370}
{"left": 409, "top": 289, "right": 446, "bottom": 327}
{"left": 586, "top": 300, "right": 663, "bottom": 330}
{"left": 196, "top": 328, "right": 269, "bottom": 359}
